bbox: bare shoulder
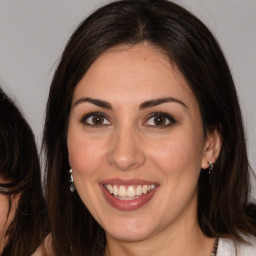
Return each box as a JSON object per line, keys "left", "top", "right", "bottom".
{"left": 31, "top": 234, "right": 53, "bottom": 256}
{"left": 31, "top": 246, "right": 43, "bottom": 256}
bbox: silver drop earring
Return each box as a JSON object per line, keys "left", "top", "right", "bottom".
{"left": 208, "top": 161, "right": 214, "bottom": 174}
{"left": 69, "top": 169, "right": 76, "bottom": 192}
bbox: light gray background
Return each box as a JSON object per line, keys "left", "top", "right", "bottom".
{"left": 0, "top": 0, "right": 255, "bottom": 196}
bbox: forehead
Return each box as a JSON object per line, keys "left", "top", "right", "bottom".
{"left": 72, "top": 43, "right": 197, "bottom": 108}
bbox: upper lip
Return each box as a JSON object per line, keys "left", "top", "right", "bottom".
{"left": 100, "top": 178, "right": 158, "bottom": 186}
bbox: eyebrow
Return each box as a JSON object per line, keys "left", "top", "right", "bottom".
{"left": 73, "top": 97, "right": 187, "bottom": 110}
{"left": 73, "top": 97, "right": 112, "bottom": 109}
{"left": 139, "top": 97, "right": 187, "bottom": 109}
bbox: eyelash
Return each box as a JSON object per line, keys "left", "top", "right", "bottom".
{"left": 80, "top": 112, "right": 111, "bottom": 127}
{"left": 143, "top": 112, "right": 176, "bottom": 128}
{"left": 80, "top": 112, "right": 176, "bottom": 128}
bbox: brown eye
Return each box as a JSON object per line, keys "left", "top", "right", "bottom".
{"left": 144, "top": 113, "right": 176, "bottom": 127}
{"left": 92, "top": 115, "right": 105, "bottom": 125}
{"left": 153, "top": 116, "right": 167, "bottom": 126}
{"left": 81, "top": 112, "right": 111, "bottom": 127}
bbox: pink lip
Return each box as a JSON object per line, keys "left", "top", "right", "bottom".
{"left": 99, "top": 179, "right": 158, "bottom": 211}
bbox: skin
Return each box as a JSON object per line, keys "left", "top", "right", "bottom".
{"left": 0, "top": 177, "right": 45, "bottom": 256}
{"left": 0, "top": 194, "right": 9, "bottom": 251}
{"left": 67, "top": 43, "right": 221, "bottom": 256}
{"left": 0, "top": 177, "right": 18, "bottom": 253}
{"left": 32, "top": 235, "right": 53, "bottom": 256}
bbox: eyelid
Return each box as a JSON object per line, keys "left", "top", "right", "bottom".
{"left": 80, "top": 111, "right": 111, "bottom": 127}
{"left": 143, "top": 112, "right": 176, "bottom": 127}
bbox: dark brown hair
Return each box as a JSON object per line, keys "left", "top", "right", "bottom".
{"left": 43, "top": 0, "right": 256, "bottom": 255}
{"left": 0, "top": 87, "right": 49, "bottom": 255}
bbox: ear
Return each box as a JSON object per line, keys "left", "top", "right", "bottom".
{"left": 201, "top": 128, "right": 222, "bottom": 169}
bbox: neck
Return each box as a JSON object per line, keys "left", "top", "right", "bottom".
{"left": 105, "top": 217, "right": 215, "bottom": 256}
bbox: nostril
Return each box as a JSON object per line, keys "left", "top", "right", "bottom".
{"left": 107, "top": 149, "right": 146, "bottom": 171}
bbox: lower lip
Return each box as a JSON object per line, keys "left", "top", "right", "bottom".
{"left": 100, "top": 184, "right": 157, "bottom": 211}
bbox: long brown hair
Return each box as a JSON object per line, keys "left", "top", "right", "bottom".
{"left": 0, "top": 87, "right": 49, "bottom": 255}
{"left": 43, "top": 0, "right": 256, "bottom": 255}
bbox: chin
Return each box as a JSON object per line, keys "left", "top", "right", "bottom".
{"left": 103, "top": 217, "right": 155, "bottom": 242}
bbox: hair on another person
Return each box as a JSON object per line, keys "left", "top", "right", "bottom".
{"left": 0, "top": 87, "right": 49, "bottom": 255}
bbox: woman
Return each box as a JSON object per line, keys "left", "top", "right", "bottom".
{"left": 43, "top": 0, "right": 256, "bottom": 255}
{"left": 0, "top": 87, "right": 49, "bottom": 255}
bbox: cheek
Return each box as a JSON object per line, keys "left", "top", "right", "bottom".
{"left": 0, "top": 195, "right": 9, "bottom": 229}
{"left": 146, "top": 131, "right": 204, "bottom": 216}
{"left": 147, "top": 129, "right": 205, "bottom": 176}
{"left": 67, "top": 127, "right": 107, "bottom": 178}
{"left": 67, "top": 128, "right": 109, "bottom": 221}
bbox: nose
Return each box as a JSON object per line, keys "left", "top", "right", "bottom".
{"left": 107, "top": 125, "right": 146, "bottom": 171}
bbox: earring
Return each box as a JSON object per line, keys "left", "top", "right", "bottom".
{"left": 208, "top": 161, "right": 214, "bottom": 174}
{"left": 69, "top": 169, "right": 76, "bottom": 192}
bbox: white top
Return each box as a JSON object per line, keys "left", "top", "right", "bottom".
{"left": 217, "top": 236, "right": 256, "bottom": 256}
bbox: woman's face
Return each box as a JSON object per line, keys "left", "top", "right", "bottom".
{"left": 67, "top": 44, "right": 219, "bottom": 242}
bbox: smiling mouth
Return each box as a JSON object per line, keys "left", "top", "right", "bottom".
{"left": 103, "top": 184, "right": 157, "bottom": 200}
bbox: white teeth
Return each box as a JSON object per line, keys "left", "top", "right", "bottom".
{"left": 126, "top": 186, "right": 136, "bottom": 198}
{"left": 104, "top": 184, "right": 157, "bottom": 199}
{"left": 136, "top": 185, "right": 142, "bottom": 196}
{"left": 142, "top": 185, "right": 148, "bottom": 194}
{"left": 150, "top": 184, "right": 156, "bottom": 190}
{"left": 119, "top": 186, "right": 126, "bottom": 197}
{"left": 107, "top": 185, "right": 113, "bottom": 194}
{"left": 113, "top": 185, "right": 118, "bottom": 196}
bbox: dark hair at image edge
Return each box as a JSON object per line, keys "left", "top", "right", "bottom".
{"left": 0, "top": 88, "right": 49, "bottom": 255}
{"left": 43, "top": 0, "right": 256, "bottom": 255}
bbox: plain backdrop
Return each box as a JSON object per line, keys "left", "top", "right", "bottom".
{"left": 0, "top": 0, "right": 255, "bottom": 196}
